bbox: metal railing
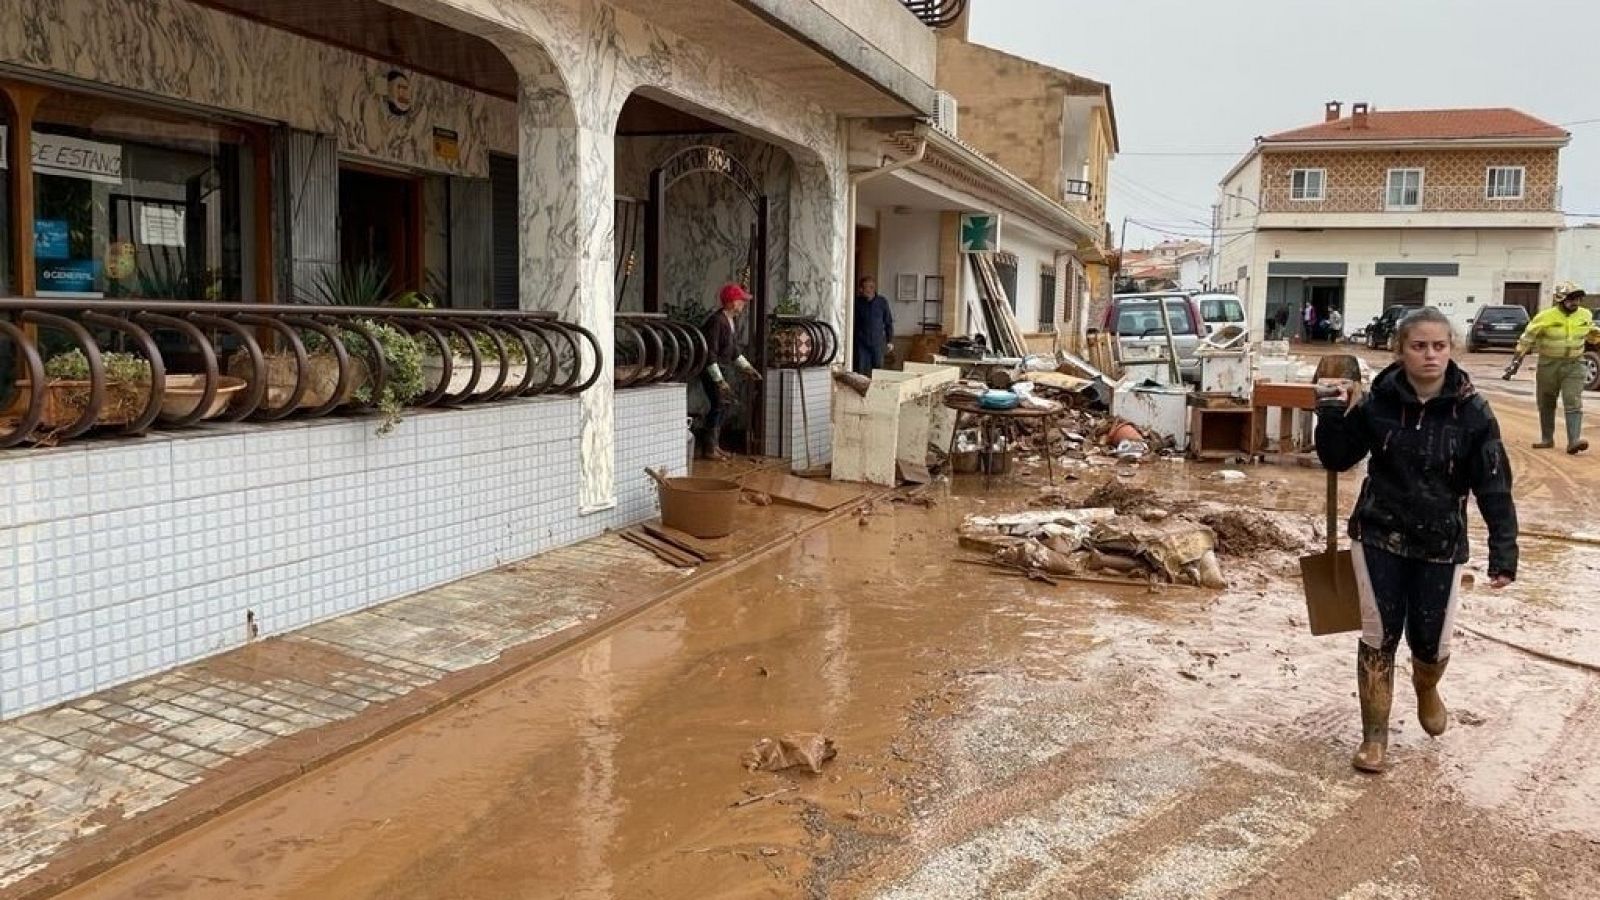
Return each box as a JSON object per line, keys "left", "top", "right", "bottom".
{"left": 770, "top": 315, "right": 838, "bottom": 369}
{"left": 900, "top": 0, "right": 967, "bottom": 28}
{"left": 0, "top": 298, "right": 602, "bottom": 448}
{"left": 614, "top": 313, "right": 709, "bottom": 388}
{"left": 1259, "top": 183, "right": 1560, "bottom": 214}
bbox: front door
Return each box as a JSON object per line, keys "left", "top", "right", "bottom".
{"left": 1504, "top": 281, "right": 1541, "bottom": 314}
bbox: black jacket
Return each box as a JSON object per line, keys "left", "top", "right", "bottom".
{"left": 1315, "top": 361, "right": 1518, "bottom": 579}
{"left": 701, "top": 309, "right": 741, "bottom": 368}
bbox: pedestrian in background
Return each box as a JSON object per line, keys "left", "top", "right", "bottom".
{"left": 1314, "top": 307, "right": 1518, "bottom": 774}
{"left": 1328, "top": 308, "right": 1344, "bottom": 343}
{"left": 698, "top": 283, "right": 762, "bottom": 460}
{"left": 852, "top": 276, "right": 894, "bottom": 376}
{"left": 1513, "top": 282, "right": 1599, "bottom": 453}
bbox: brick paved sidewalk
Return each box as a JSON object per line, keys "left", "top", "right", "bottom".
{"left": 0, "top": 488, "right": 854, "bottom": 899}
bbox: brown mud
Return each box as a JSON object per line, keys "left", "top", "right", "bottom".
{"left": 54, "top": 374, "right": 1600, "bottom": 900}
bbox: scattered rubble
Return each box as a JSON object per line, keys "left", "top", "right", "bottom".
{"left": 1195, "top": 509, "right": 1305, "bottom": 556}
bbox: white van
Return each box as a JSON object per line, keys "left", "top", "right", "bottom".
{"left": 1192, "top": 292, "right": 1246, "bottom": 337}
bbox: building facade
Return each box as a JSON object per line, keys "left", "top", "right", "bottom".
{"left": 1216, "top": 103, "right": 1569, "bottom": 339}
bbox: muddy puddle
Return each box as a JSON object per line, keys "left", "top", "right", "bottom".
{"left": 58, "top": 428, "right": 1600, "bottom": 899}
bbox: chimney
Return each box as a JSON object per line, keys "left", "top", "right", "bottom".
{"left": 1352, "top": 102, "right": 1370, "bottom": 129}
{"left": 1325, "top": 101, "right": 1343, "bottom": 122}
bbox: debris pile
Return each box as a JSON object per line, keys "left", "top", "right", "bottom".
{"left": 742, "top": 733, "right": 837, "bottom": 774}
{"left": 960, "top": 507, "right": 1226, "bottom": 589}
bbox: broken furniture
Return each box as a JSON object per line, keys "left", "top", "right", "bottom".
{"left": 1250, "top": 382, "right": 1318, "bottom": 460}
{"left": 943, "top": 394, "right": 1063, "bottom": 486}
{"left": 1187, "top": 394, "right": 1254, "bottom": 461}
{"left": 832, "top": 362, "right": 960, "bottom": 486}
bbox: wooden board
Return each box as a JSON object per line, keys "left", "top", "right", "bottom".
{"left": 643, "top": 521, "right": 730, "bottom": 561}
{"left": 619, "top": 528, "right": 701, "bottom": 568}
{"left": 896, "top": 461, "right": 932, "bottom": 485}
{"left": 736, "top": 470, "right": 869, "bottom": 512}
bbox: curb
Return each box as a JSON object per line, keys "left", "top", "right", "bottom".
{"left": 12, "top": 488, "right": 885, "bottom": 900}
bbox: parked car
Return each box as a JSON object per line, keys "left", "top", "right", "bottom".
{"left": 1363, "top": 305, "right": 1413, "bottom": 350}
{"left": 1466, "top": 304, "right": 1530, "bottom": 352}
{"left": 1192, "top": 292, "right": 1247, "bottom": 338}
{"left": 1101, "top": 292, "right": 1206, "bottom": 383}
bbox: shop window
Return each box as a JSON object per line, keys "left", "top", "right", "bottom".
{"left": 32, "top": 92, "right": 251, "bottom": 302}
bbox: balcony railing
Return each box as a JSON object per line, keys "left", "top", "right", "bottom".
{"left": 0, "top": 298, "right": 602, "bottom": 449}
{"left": 900, "top": 0, "right": 967, "bottom": 28}
{"left": 1259, "top": 184, "right": 1561, "bottom": 214}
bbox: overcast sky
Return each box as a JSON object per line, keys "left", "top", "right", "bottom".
{"left": 970, "top": 0, "right": 1600, "bottom": 250}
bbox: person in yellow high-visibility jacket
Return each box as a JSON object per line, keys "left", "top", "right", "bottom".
{"left": 1513, "top": 282, "right": 1600, "bottom": 453}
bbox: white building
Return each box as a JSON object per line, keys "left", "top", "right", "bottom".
{"left": 1216, "top": 102, "right": 1569, "bottom": 339}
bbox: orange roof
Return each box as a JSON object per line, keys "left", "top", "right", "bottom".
{"left": 1264, "top": 107, "right": 1567, "bottom": 144}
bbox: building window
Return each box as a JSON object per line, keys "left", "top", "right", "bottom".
{"left": 1386, "top": 168, "right": 1424, "bottom": 210}
{"left": 1039, "top": 270, "right": 1057, "bottom": 332}
{"left": 1290, "top": 168, "right": 1325, "bottom": 201}
{"left": 31, "top": 90, "right": 252, "bottom": 301}
{"left": 994, "top": 255, "right": 1019, "bottom": 312}
{"left": 1486, "top": 166, "right": 1525, "bottom": 200}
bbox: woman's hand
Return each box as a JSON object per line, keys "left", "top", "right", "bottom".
{"left": 1315, "top": 379, "right": 1363, "bottom": 409}
{"left": 1489, "top": 574, "right": 1513, "bottom": 589}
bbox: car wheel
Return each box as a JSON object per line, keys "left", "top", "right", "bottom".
{"left": 1584, "top": 351, "right": 1600, "bottom": 392}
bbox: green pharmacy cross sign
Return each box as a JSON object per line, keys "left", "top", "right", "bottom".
{"left": 960, "top": 213, "right": 1000, "bottom": 253}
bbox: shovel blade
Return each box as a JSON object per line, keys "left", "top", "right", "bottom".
{"left": 1299, "top": 549, "right": 1362, "bottom": 636}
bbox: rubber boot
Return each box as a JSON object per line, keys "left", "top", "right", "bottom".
{"left": 1413, "top": 657, "right": 1450, "bottom": 737}
{"left": 1353, "top": 643, "right": 1395, "bottom": 774}
{"left": 1566, "top": 410, "right": 1588, "bottom": 454}
{"left": 1535, "top": 405, "right": 1555, "bottom": 449}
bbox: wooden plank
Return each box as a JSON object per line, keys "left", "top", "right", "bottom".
{"left": 642, "top": 522, "right": 729, "bottom": 561}
{"left": 736, "top": 470, "right": 868, "bottom": 512}
{"left": 896, "top": 460, "right": 932, "bottom": 485}
{"left": 619, "top": 529, "right": 699, "bottom": 568}
{"left": 1251, "top": 382, "right": 1319, "bottom": 411}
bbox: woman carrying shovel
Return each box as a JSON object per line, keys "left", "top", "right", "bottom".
{"left": 1315, "top": 307, "right": 1519, "bottom": 773}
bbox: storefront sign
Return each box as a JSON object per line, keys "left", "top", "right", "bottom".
{"left": 34, "top": 219, "right": 70, "bottom": 260}
{"left": 959, "top": 213, "right": 1001, "bottom": 254}
{"left": 140, "top": 205, "right": 187, "bottom": 247}
{"left": 37, "top": 258, "right": 101, "bottom": 297}
{"left": 432, "top": 127, "right": 459, "bottom": 162}
{"left": 0, "top": 126, "right": 124, "bottom": 183}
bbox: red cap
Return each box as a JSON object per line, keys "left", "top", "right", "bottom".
{"left": 719, "top": 283, "right": 753, "bottom": 307}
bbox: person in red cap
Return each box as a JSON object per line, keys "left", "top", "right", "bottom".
{"left": 698, "top": 282, "right": 762, "bottom": 460}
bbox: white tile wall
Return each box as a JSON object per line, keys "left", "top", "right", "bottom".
{"left": 763, "top": 368, "right": 833, "bottom": 470}
{"left": 607, "top": 385, "right": 691, "bottom": 530}
{"left": 0, "top": 397, "right": 587, "bottom": 720}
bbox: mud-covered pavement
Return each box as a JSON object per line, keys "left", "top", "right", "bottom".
{"left": 59, "top": 371, "right": 1600, "bottom": 900}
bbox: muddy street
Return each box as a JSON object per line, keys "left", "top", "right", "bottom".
{"left": 58, "top": 378, "right": 1600, "bottom": 900}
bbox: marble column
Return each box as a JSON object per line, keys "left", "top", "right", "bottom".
{"left": 512, "top": 52, "right": 619, "bottom": 513}
{"left": 787, "top": 153, "right": 850, "bottom": 338}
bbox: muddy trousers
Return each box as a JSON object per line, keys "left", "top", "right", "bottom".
{"left": 1350, "top": 542, "right": 1462, "bottom": 664}
{"left": 1535, "top": 356, "right": 1585, "bottom": 445}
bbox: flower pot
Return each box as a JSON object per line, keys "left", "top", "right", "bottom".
{"left": 422, "top": 355, "right": 506, "bottom": 396}
{"left": 159, "top": 374, "right": 249, "bottom": 421}
{"left": 233, "top": 351, "right": 366, "bottom": 409}
{"left": 15, "top": 379, "right": 151, "bottom": 429}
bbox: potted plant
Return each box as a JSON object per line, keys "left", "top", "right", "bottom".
{"left": 421, "top": 330, "right": 527, "bottom": 396}
{"left": 25, "top": 350, "right": 153, "bottom": 429}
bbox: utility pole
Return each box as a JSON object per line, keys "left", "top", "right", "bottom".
{"left": 1207, "top": 203, "right": 1219, "bottom": 290}
{"left": 1119, "top": 216, "right": 1128, "bottom": 253}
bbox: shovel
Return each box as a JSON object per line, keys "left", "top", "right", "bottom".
{"left": 1300, "top": 354, "right": 1364, "bottom": 636}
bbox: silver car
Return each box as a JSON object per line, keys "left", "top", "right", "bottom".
{"left": 1105, "top": 293, "right": 1204, "bottom": 383}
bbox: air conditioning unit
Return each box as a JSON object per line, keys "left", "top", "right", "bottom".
{"left": 932, "top": 91, "right": 959, "bottom": 137}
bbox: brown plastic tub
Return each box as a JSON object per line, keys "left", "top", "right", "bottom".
{"left": 650, "top": 470, "right": 740, "bottom": 538}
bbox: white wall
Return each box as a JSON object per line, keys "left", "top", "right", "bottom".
{"left": 874, "top": 209, "right": 943, "bottom": 336}
{"left": 1244, "top": 228, "right": 1558, "bottom": 334}
{"left": 1002, "top": 229, "right": 1058, "bottom": 333}
{"left": 1557, "top": 226, "right": 1600, "bottom": 294}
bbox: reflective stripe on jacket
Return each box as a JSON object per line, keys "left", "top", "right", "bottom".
{"left": 1517, "top": 305, "right": 1597, "bottom": 358}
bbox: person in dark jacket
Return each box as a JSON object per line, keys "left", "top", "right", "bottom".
{"left": 698, "top": 283, "right": 762, "bottom": 461}
{"left": 1315, "top": 306, "right": 1518, "bottom": 774}
{"left": 852, "top": 276, "right": 894, "bottom": 376}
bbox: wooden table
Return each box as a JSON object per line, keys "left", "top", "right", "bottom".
{"left": 943, "top": 394, "right": 1063, "bottom": 486}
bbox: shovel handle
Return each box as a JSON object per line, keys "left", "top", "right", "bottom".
{"left": 1325, "top": 469, "right": 1339, "bottom": 554}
